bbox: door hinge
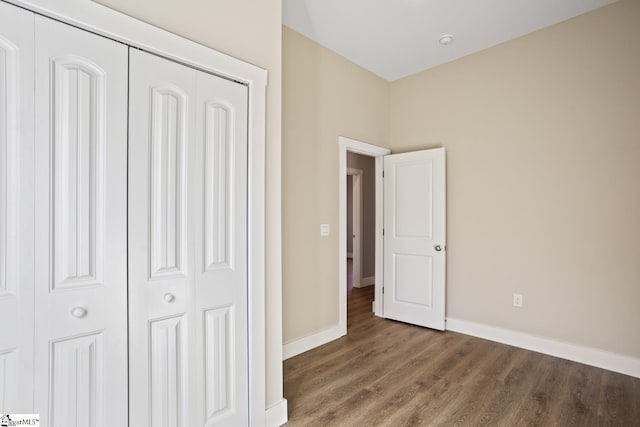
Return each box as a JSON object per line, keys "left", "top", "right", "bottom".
{"left": 382, "top": 228, "right": 385, "bottom": 236}
{"left": 382, "top": 287, "right": 384, "bottom": 294}
{"left": 382, "top": 170, "right": 385, "bottom": 178}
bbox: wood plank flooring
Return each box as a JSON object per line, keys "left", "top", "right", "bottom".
{"left": 283, "top": 286, "right": 640, "bottom": 426}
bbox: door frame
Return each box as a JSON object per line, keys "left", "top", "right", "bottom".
{"left": 7, "top": 0, "right": 270, "bottom": 424}
{"left": 346, "top": 168, "right": 363, "bottom": 287}
{"left": 338, "top": 136, "right": 390, "bottom": 335}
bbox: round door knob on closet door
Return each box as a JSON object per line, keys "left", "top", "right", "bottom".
{"left": 163, "top": 292, "right": 176, "bottom": 303}
{"left": 71, "top": 306, "right": 88, "bottom": 319}
{"left": 434, "top": 245, "right": 442, "bottom": 252}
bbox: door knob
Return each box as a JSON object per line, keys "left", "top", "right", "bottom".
{"left": 71, "top": 306, "right": 88, "bottom": 318}
{"left": 163, "top": 292, "right": 176, "bottom": 303}
{"left": 435, "top": 245, "right": 442, "bottom": 252}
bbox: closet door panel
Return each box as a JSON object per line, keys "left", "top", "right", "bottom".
{"left": 0, "top": 1, "right": 35, "bottom": 413}
{"left": 34, "top": 16, "right": 128, "bottom": 426}
{"left": 129, "top": 48, "right": 197, "bottom": 427}
{"left": 193, "top": 71, "right": 248, "bottom": 426}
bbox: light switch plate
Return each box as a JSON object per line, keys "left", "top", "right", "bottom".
{"left": 320, "top": 223, "right": 330, "bottom": 236}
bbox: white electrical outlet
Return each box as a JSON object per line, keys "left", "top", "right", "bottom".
{"left": 513, "top": 293, "right": 523, "bottom": 308}
{"left": 320, "top": 223, "right": 330, "bottom": 236}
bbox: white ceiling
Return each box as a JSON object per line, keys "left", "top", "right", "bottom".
{"left": 283, "top": 0, "right": 618, "bottom": 81}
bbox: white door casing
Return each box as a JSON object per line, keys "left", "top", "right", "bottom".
{"left": 33, "top": 15, "right": 129, "bottom": 426}
{"left": 128, "top": 48, "right": 249, "bottom": 427}
{"left": 0, "top": 1, "right": 35, "bottom": 413}
{"left": 338, "top": 137, "right": 390, "bottom": 337}
{"left": 383, "top": 148, "right": 446, "bottom": 330}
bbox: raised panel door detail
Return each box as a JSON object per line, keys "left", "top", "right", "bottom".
{"left": 204, "top": 103, "right": 233, "bottom": 271}
{"left": 0, "top": 348, "right": 16, "bottom": 411}
{"left": 51, "top": 57, "right": 105, "bottom": 291}
{"left": 0, "top": 36, "right": 19, "bottom": 298}
{"left": 204, "top": 306, "right": 234, "bottom": 421}
{"left": 128, "top": 49, "right": 196, "bottom": 427}
{"left": 49, "top": 332, "right": 104, "bottom": 427}
{"left": 150, "top": 315, "right": 188, "bottom": 427}
{"left": 130, "top": 50, "right": 249, "bottom": 426}
{"left": 34, "top": 15, "right": 128, "bottom": 425}
{"left": 393, "top": 160, "right": 433, "bottom": 239}
{"left": 383, "top": 148, "right": 446, "bottom": 330}
{"left": 393, "top": 254, "right": 433, "bottom": 307}
{"left": 149, "top": 87, "right": 187, "bottom": 280}
{"left": 194, "top": 70, "right": 249, "bottom": 426}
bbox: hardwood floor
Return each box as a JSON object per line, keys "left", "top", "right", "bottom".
{"left": 283, "top": 286, "right": 640, "bottom": 426}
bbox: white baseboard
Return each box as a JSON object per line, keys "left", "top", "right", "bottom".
{"left": 353, "top": 276, "right": 374, "bottom": 288}
{"left": 359, "top": 276, "right": 375, "bottom": 287}
{"left": 265, "top": 398, "right": 288, "bottom": 427}
{"left": 283, "top": 324, "right": 344, "bottom": 360}
{"left": 446, "top": 317, "right": 640, "bottom": 379}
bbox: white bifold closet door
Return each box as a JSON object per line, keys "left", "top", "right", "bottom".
{"left": 0, "top": 2, "right": 35, "bottom": 413}
{"left": 33, "top": 16, "right": 129, "bottom": 426}
{"left": 128, "top": 49, "right": 249, "bottom": 427}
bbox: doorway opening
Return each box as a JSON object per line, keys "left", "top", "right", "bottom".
{"left": 338, "top": 137, "right": 390, "bottom": 336}
{"left": 346, "top": 168, "right": 362, "bottom": 292}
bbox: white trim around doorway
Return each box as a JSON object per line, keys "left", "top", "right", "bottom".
{"left": 338, "top": 137, "right": 390, "bottom": 336}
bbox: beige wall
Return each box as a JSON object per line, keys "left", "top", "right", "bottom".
{"left": 95, "top": 0, "right": 285, "bottom": 406}
{"left": 282, "top": 27, "right": 389, "bottom": 343}
{"left": 347, "top": 152, "right": 376, "bottom": 279}
{"left": 390, "top": 0, "right": 640, "bottom": 358}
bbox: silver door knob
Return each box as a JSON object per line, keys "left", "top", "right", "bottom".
{"left": 435, "top": 245, "right": 442, "bottom": 252}
{"left": 71, "top": 306, "right": 88, "bottom": 318}
{"left": 163, "top": 292, "right": 176, "bottom": 303}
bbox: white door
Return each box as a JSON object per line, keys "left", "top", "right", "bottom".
{"left": 128, "top": 47, "right": 197, "bottom": 427}
{"left": 33, "top": 15, "right": 129, "bottom": 426}
{"left": 129, "top": 48, "right": 249, "bottom": 427}
{"left": 0, "top": 1, "right": 35, "bottom": 413}
{"left": 193, "top": 69, "right": 249, "bottom": 426}
{"left": 383, "top": 148, "right": 446, "bottom": 329}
